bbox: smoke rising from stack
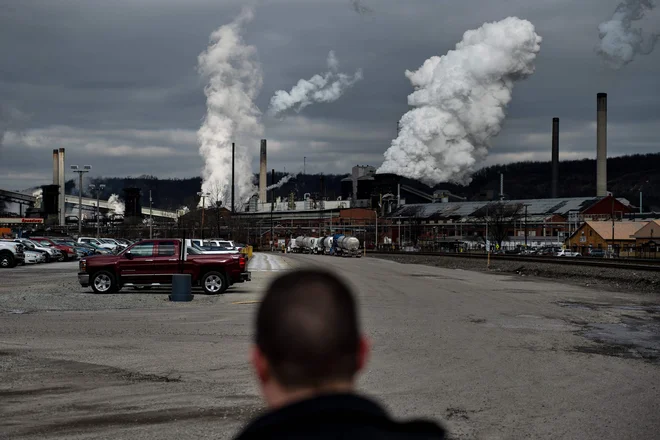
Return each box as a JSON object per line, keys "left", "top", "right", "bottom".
{"left": 597, "top": 0, "right": 659, "bottom": 69}
{"left": 266, "top": 174, "right": 294, "bottom": 191}
{"left": 108, "top": 194, "right": 125, "bottom": 216}
{"left": 377, "top": 17, "right": 542, "bottom": 185}
{"left": 268, "top": 51, "right": 363, "bottom": 117}
{"left": 197, "top": 8, "right": 263, "bottom": 208}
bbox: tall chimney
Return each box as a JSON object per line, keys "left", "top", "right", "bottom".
{"left": 596, "top": 93, "right": 607, "bottom": 197}
{"left": 259, "top": 139, "right": 267, "bottom": 203}
{"left": 551, "top": 117, "right": 559, "bottom": 198}
{"left": 52, "top": 149, "right": 59, "bottom": 185}
{"left": 499, "top": 173, "right": 504, "bottom": 200}
{"left": 231, "top": 142, "right": 235, "bottom": 212}
{"left": 58, "top": 148, "right": 66, "bottom": 226}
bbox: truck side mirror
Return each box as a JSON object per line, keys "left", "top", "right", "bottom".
{"left": 125, "top": 251, "right": 133, "bottom": 260}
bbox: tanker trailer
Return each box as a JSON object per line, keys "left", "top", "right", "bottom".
{"left": 323, "top": 236, "right": 334, "bottom": 255}
{"left": 293, "top": 236, "right": 306, "bottom": 253}
{"left": 337, "top": 235, "right": 361, "bottom": 258}
{"left": 301, "top": 237, "right": 318, "bottom": 254}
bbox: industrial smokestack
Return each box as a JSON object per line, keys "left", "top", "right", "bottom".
{"left": 500, "top": 173, "right": 504, "bottom": 200}
{"left": 58, "top": 148, "right": 65, "bottom": 226}
{"left": 597, "top": 93, "right": 607, "bottom": 197}
{"left": 551, "top": 117, "right": 559, "bottom": 198}
{"left": 52, "top": 149, "right": 59, "bottom": 185}
{"left": 259, "top": 139, "right": 267, "bottom": 203}
{"left": 231, "top": 142, "right": 235, "bottom": 212}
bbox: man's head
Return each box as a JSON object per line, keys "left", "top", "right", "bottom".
{"left": 251, "top": 269, "right": 369, "bottom": 408}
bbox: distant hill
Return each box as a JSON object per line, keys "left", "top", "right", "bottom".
{"left": 86, "top": 153, "right": 660, "bottom": 212}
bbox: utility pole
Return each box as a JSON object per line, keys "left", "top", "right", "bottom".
{"left": 611, "top": 196, "right": 615, "bottom": 257}
{"left": 374, "top": 209, "right": 378, "bottom": 251}
{"left": 197, "top": 191, "right": 210, "bottom": 240}
{"left": 149, "top": 190, "right": 153, "bottom": 239}
{"left": 89, "top": 183, "right": 105, "bottom": 238}
{"left": 71, "top": 165, "right": 91, "bottom": 236}
{"left": 271, "top": 169, "right": 275, "bottom": 251}
{"left": 524, "top": 204, "right": 529, "bottom": 247}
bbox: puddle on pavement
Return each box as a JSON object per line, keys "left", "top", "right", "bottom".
{"left": 556, "top": 301, "right": 660, "bottom": 314}
{"left": 558, "top": 301, "right": 660, "bottom": 363}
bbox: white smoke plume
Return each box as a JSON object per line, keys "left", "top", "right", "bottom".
{"left": 268, "top": 51, "right": 363, "bottom": 117}
{"left": 266, "top": 174, "right": 294, "bottom": 191}
{"left": 108, "top": 194, "right": 125, "bottom": 216}
{"left": 597, "top": 0, "right": 659, "bottom": 69}
{"left": 377, "top": 17, "right": 542, "bottom": 186}
{"left": 197, "top": 8, "right": 263, "bottom": 208}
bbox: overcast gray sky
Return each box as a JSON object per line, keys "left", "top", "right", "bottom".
{"left": 0, "top": 0, "right": 658, "bottom": 191}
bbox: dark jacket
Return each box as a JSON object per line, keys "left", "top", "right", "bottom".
{"left": 234, "top": 393, "right": 446, "bottom": 439}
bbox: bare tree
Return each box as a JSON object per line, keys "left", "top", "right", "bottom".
{"left": 472, "top": 202, "right": 524, "bottom": 249}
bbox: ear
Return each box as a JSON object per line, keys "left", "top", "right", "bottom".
{"left": 356, "top": 335, "right": 370, "bottom": 373}
{"left": 251, "top": 345, "right": 270, "bottom": 384}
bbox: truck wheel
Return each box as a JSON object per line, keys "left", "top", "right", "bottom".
{"left": 0, "top": 252, "right": 15, "bottom": 268}
{"left": 202, "top": 271, "right": 228, "bottom": 295}
{"left": 91, "top": 271, "right": 118, "bottom": 294}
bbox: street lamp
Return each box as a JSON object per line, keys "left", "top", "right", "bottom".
{"left": 71, "top": 165, "right": 92, "bottom": 236}
{"left": 197, "top": 191, "right": 210, "bottom": 240}
{"left": 88, "top": 183, "right": 105, "bottom": 238}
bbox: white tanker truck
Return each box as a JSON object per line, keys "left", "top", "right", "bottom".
{"left": 333, "top": 234, "right": 362, "bottom": 258}
{"left": 301, "top": 237, "right": 320, "bottom": 254}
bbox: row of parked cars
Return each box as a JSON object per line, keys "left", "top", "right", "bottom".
{"left": 0, "top": 235, "right": 249, "bottom": 269}
{"left": 0, "top": 236, "right": 140, "bottom": 268}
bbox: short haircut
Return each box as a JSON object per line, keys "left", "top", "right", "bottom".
{"left": 255, "top": 269, "right": 361, "bottom": 389}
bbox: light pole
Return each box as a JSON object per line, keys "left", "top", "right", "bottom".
{"left": 89, "top": 183, "right": 105, "bottom": 238}
{"left": 71, "top": 165, "right": 91, "bottom": 236}
{"left": 374, "top": 209, "right": 378, "bottom": 251}
{"left": 149, "top": 190, "right": 153, "bottom": 239}
{"left": 197, "top": 191, "right": 210, "bottom": 241}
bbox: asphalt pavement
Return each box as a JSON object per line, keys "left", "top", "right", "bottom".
{"left": 1, "top": 253, "right": 658, "bottom": 439}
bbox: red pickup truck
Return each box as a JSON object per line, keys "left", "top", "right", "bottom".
{"left": 78, "top": 239, "right": 250, "bottom": 294}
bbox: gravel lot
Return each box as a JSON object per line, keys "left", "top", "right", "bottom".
{"left": 372, "top": 254, "right": 660, "bottom": 295}
{"left": 1, "top": 254, "right": 659, "bottom": 439}
{"left": 0, "top": 261, "right": 259, "bottom": 314}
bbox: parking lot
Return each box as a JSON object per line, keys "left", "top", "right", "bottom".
{"left": 1, "top": 253, "right": 659, "bottom": 439}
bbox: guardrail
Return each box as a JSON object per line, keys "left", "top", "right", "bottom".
{"left": 367, "top": 250, "right": 660, "bottom": 272}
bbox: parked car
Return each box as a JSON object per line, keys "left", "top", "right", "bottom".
{"left": 588, "top": 249, "right": 606, "bottom": 258}
{"left": 556, "top": 249, "right": 581, "bottom": 257}
{"left": 13, "top": 238, "right": 63, "bottom": 262}
{"left": 30, "top": 237, "right": 79, "bottom": 261}
{"left": 100, "top": 238, "right": 128, "bottom": 249}
{"left": 24, "top": 249, "right": 46, "bottom": 264}
{"left": 188, "top": 239, "right": 239, "bottom": 255}
{"left": 78, "top": 239, "right": 250, "bottom": 294}
{"left": 78, "top": 237, "right": 116, "bottom": 251}
{"left": 81, "top": 242, "right": 112, "bottom": 255}
{"left": 0, "top": 240, "right": 25, "bottom": 268}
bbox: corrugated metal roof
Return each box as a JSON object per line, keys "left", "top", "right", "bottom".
{"left": 391, "top": 197, "right": 609, "bottom": 219}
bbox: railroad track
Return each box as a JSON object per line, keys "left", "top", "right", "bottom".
{"left": 368, "top": 251, "right": 660, "bottom": 272}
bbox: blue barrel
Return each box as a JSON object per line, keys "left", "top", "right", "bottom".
{"left": 169, "top": 274, "right": 194, "bottom": 302}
